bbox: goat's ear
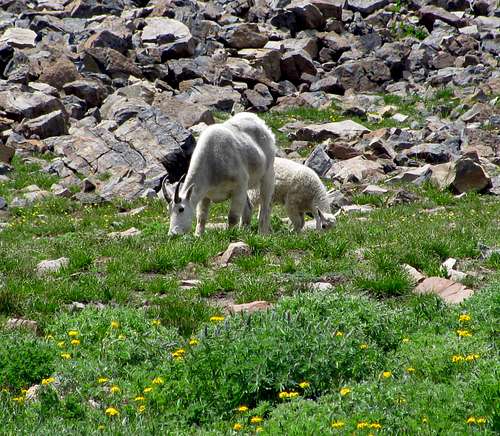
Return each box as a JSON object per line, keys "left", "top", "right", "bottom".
{"left": 185, "top": 183, "right": 195, "bottom": 201}
{"left": 161, "top": 178, "right": 175, "bottom": 203}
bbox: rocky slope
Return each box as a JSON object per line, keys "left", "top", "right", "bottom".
{"left": 0, "top": 0, "right": 498, "bottom": 208}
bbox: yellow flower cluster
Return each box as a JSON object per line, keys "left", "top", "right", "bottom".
{"left": 233, "top": 423, "right": 243, "bottom": 431}
{"left": 171, "top": 348, "right": 186, "bottom": 360}
{"left": 61, "top": 352, "right": 71, "bottom": 360}
{"left": 451, "top": 353, "right": 480, "bottom": 363}
{"left": 340, "top": 387, "right": 351, "bottom": 396}
{"left": 237, "top": 405, "right": 249, "bottom": 412}
{"left": 97, "top": 377, "right": 109, "bottom": 384}
{"left": 359, "top": 343, "right": 368, "bottom": 349}
{"left": 466, "top": 416, "right": 486, "bottom": 425}
{"left": 151, "top": 319, "right": 161, "bottom": 326}
{"left": 210, "top": 315, "right": 225, "bottom": 322}
{"left": 406, "top": 367, "right": 416, "bottom": 373}
{"left": 357, "top": 421, "right": 382, "bottom": 430}
{"left": 331, "top": 420, "right": 344, "bottom": 429}
{"left": 250, "top": 416, "right": 263, "bottom": 424}
{"left": 111, "top": 320, "right": 120, "bottom": 329}
{"left": 105, "top": 407, "right": 119, "bottom": 417}
{"left": 71, "top": 339, "right": 80, "bottom": 346}
{"left": 110, "top": 386, "right": 121, "bottom": 394}
{"left": 278, "top": 391, "right": 299, "bottom": 399}
{"left": 459, "top": 313, "right": 471, "bottom": 322}
{"left": 152, "top": 377, "right": 164, "bottom": 385}
{"left": 299, "top": 381, "right": 310, "bottom": 389}
{"left": 335, "top": 331, "right": 344, "bottom": 337}
{"left": 41, "top": 377, "right": 55, "bottom": 385}
{"left": 189, "top": 338, "right": 199, "bottom": 346}
{"left": 68, "top": 330, "right": 79, "bottom": 337}
{"left": 382, "top": 371, "right": 392, "bottom": 379}
{"left": 456, "top": 329, "right": 472, "bottom": 337}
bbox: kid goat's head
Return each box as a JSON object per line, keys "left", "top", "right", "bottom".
{"left": 163, "top": 175, "right": 195, "bottom": 236}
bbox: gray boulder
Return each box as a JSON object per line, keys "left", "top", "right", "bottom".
{"left": 0, "top": 91, "right": 65, "bottom": 121}
{"left": 20, "top": 110, "right": 68, "bottom": 139}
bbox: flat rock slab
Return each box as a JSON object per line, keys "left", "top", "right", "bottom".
{"left": 293, "top": 120, "right": 370, "bottom": 141}
{"left": 414, "top": 277, "right": 474, "bottom": 304}
{"left": 36, "top": 257, "right": 69, "bottom": 275}
{"left": 229, "top": 300, "right": 271, "bottom": 314}
{"left": 6, "top": 318, "right": 39, "bottom": 333}
{"left": 141, "top": 18, "right": 191, "bottom": 44}
{"left": 402, "top": 264, "right": 426, "bottom": 284}
{"left": 0, "top": 28, "right": 37, "bottom": 48}
{"left": 108, "top": 227, "right": 142, "bottom": 238}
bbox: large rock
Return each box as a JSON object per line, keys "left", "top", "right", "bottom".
{"left": 46, "top": 107, "right": 195, "bottom": 198}
{"left": 221, "top": 23, "right": 268, "bottom": 49}
{"left": 419, "top": 6, "right": 468, "bottom": 31}
{"left": 84, "top": 47, "right": 143, "bottom": 79}
{"left": 63, "top": 80, "right": 108, "bottom": 107}
{"left": 238, "top": 48, "right": 282, "bottom": 82}
{"left": 0, "top": 28, "right": 37, "bottom": 49}
{"left": 152, "top": 95, "right": 214, "bottom": 129}
{"left": 334, "top": 59, "right": 391, "bottom": 92}
{"left": 346, "top": 0, "right": 390, "bottom": 15}
{"left": 20, "top": 110, "right": 68, "bottom": 139}
{"left": 414, "top": 277, "right": 473, "bottom": 304}
{"left": 281, "top": 50, "right": 317, "bottom": 83}
{"left": 0, "top": 91, "right": 65, "bottom": 121}
{"left": 176, "top": 85, "right": 241, "bottom": 112}
{"left": 36, "top": 257, "right": 69, "bottom": 275}
{"left": 292, "top": 120, "right": 370, "bottom": 141}
{"left": 265, "top": 37, "right": 319, "bottom": 59}
{"left": 399, "top": 142, "right": 459, "bottom": 164}
{"left": 286, "top": 1, "right": 325, "bottom": 30}
{"left": 304, "top": 145, "right": 333, "bottom": 176}
{"left": 327, "top": 155, "right": 385, "bottom": 183}
{"left": 83, "top": 29, "right": 130, "bottom": 54}
{"left": 38, "top": 57, "right": 82, "bottom": 89}
{"left": 141, "top": 17, "right": 192, "bottom": 44}
{"left": 0, "top": 142, "right": 15, "bottom": 163}
{"left": 449, "top": 157, "right": 492, "bottom": 194}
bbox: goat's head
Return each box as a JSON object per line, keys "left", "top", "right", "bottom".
{"left": 317, "top": 208, "right": 337, "bottom": 231}
{"left": 162, "top": 175, "right": 195, "bottom": 236}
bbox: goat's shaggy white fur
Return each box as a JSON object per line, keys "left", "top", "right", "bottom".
{"left": 244, "top": 157, "right": 336, "bottom": 232}
{"left": 163, "top": 112, "right": 276, "bottom": 235}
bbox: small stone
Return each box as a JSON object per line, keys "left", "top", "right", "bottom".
{"left": 230, "top": 300, "right": 271, "bottom": 314}
{"left": 218, "top": 241, "right": 251, "bottom": 265}
{"left": 6, "top": 318, "right": 39, "bottom": 333}
{"left": 340, "top": 204, "right": 374, "bottom": 214}
{"left": 402, "top": 264, "right": 425, "bottom": 284}
{"left": 36, "top": 257, "right": 69, "bottom": 275}
{"left": 108, "top": 227, "right": 142, "bottom": 238}
{"left": 392, "top": 113, "right": 408, "bottom": 122}
{"left": 118, "top": 206, "right": 146, "bottom": 217}
{"left": 362, "top": 185, "right": 388, "bottom": 195}
{"left": 309, "top": 282, "right": 334, "bottom": 292}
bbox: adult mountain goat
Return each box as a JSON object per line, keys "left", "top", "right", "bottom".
{"left": 163, "top": 112, "right": 276, "bottom": 236}
{"left": 244, "top": 157, "right": 338, "bottom": 232}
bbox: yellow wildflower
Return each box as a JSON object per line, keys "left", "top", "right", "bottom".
{"left": 152, "top": 319, "right": 161, "bottom": 326}
{"left": 357, "top": 422, "right": 369, "bottom": 429}
{"left": 143, "top": 387, "right": 153, "bottom": 393}
{"left": 68, "top": 330, "right": 79, "bottom": 337}
{"left": 71, "top": 339, "right": 80, "bottom": 346}
{"left": 299, "top": 381, "right": 310, "bottom": 389}
{"left": 256, "top": 427, "right": 264, "bottom": 433}
{"left": 477, "top": 417, "right": 486, "bottom": 425}
{"left": 402, "top": 338, "right": 410, "bottom": 343}
{"left": 466, "top": 416, "right": 476, "bottom": 424}
{"left": 250, "top": 416, "right": 263, "bottom": 424}
{"left": 210, "top": 316, "right": 225, "bottom": 322}
{"left": 152, "top": 377, "right": 164, "bottom": 385}
{"left": 172, "top": 348, "right": 186, "bottom": 359}
{"left": 278, "top": 392, "right": 288, "bottom": 399}
{"left": 370, "top": 422, "right": 382, "bottom": 429}
{"left": 331, "top": 421, "right": 345, "bottom": 429}
{"left": 233, "top": 423, "right": 243, "bottom": 431}
{"left": 459, "top": 314, "right": 471, "bottom": 322}
{"left": 134, "top": 396, "right": 145, "bottom": 402}
{"left": 21, "top": 389, "right": 28, "bottom": 394}
{"left": 57, "top": 341, "right": 65, "bottom": 348}
{"left": 452, "top": 355, "right": 464, "bottom": 363}
{"left": 105, "top": 407, "right": 119, "bottom": 417}
{"left": 335, "top": 331, "right": 344, "bottom": 337}
{"left": 288, "top": 391, "right": 299, "bottom": 398}
{"left": 110, "top": 386, "right": 121, "bottom": 394}
{"left": 41, "top": 377, "right": 55, "bottom": 385}
{"left": 97, "top": 425, "right": 105, "bottom": 430}
{"left": 111, "top": 321, "right": 119, "bottom": 329}
{"left": 340, "top": 387, "right": 351, "bottom": 396}
{"left": 406, "top": 367, "right": 415, "bottom": 373}
{"left": 98, "top": 377, "right": 109, "bottom": 384}
{"left": 457, "top": 329, "right": 472, "bottom": 337}
{"left": 138, "top": 405, "right": 146, "bottom": 413}
{"left": 61, "top": 352, "right": 71, "bottom": 360}
{"left": 382, "top": 371, "right": 392, "bottom": 378}
{"left": 12, "top": 396, "right": 24, "bottom": 403}
{"left": 237, "top": 405, "right": 249, "bottom": 412}
{"left": 422, "top": 417, "right": 428, "bottom": 424}
{"left": 465, "top": 354, "right": 480, "bottom": 362}
{"left": 360, "top": 343, "right": 368, "bottom": 349}
{"left": 118, "top": 335, "right": 126, "bottom": 340}
{"left": 189, "top": 338, "right": 199, "bottom": 346}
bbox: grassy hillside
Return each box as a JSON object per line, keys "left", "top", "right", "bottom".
{"left": 0, "top": 154, "right": 499, "bottom": 434}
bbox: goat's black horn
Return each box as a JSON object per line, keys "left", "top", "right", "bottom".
{"left": 174, "top": 174, "right": 186, "bottom": 203}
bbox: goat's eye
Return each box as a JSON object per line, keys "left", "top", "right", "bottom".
{"left": 178, "top": 207, "right": 184, "bottom": 213}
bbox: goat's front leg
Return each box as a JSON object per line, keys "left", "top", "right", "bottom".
{"left": 228, "top": 189, "right": 247, "bottom": 228}
{"left": 241, "top": 196, "right": 253, "bottom": 227}
{"left": 195, "top": 198, "right": 211, "bottom": 236}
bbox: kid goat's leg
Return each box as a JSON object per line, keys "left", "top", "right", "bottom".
{"left": 258, "top": 169, "right": 274, "bottom": 234}
{"left": 195, "top": 198, "right": 211, "bottom": 236}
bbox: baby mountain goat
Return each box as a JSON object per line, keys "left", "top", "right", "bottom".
{"left": 163, "top": 112, "right": 276, "bottom": 236}
{"left": 244, "top": 157, "right": 337, "bottom": 232}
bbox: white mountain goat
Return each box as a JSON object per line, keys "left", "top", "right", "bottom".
{"left": 244, "top": 157, "right": 338, "bottom": 232}
{"left": 163, "top": 112, "right": 276, "bottom": 236}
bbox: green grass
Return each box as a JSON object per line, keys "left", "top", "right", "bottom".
{"left": 0, "top": 145, "right": 499, "bottom": 434}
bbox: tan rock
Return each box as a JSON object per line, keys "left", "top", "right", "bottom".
{"left": 6, "top": 318, "right": 39, "bottom": 333}
{"left": 218, "top": 241, "right": 251, "bottom": 265}
{"left": 414, "top": 277, "right": 473, "bottom": 304}
{"left": 230, "top": 300, "right": 271, "bottom": 314}
{"left": 402, "top": 264, "right": 426, "bottom": 284}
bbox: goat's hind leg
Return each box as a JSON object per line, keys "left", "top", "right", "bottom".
{"left": 195, "top": 198, "right": 211, "bottom": 236}
{"left": 228, "top": 189, "right": 247, "bottom": 229}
